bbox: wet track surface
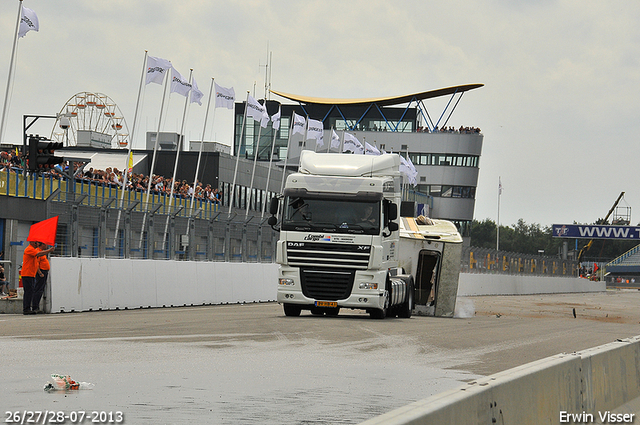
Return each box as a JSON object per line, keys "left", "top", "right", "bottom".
{"left": 2, "top": 290, "right": 640, "bottom": 424}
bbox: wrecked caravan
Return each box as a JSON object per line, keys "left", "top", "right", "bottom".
{"left": 398, "top": 216, "right": 463, "bottom": 317}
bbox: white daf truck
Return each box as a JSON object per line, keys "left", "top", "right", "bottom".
{"left": 268, "top": 151, "right": 462, "bottom": 319}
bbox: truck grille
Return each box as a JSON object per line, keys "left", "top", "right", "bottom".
{"left": 286, "top": 241, "right": 371, "bottom": 270}
{"left": 300, "top": 268, "right": 355, "bottom": 300}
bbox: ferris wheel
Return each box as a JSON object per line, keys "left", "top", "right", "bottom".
{"left": 51, "top": 92, "right": 130, "bottom": 149}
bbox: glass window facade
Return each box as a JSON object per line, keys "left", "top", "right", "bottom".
{"left": 409, "top": 153, "right": 479, "bottom": 168}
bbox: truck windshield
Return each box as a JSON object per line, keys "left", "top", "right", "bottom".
{"left": 282, "top": 196, "right": 380, "bottom": 235}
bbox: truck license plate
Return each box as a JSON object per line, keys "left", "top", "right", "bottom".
{"left": 315, "top": 301, "right": 338, "bottom": 308}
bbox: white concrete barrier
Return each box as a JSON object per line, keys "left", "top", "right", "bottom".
{"left": 45, "top": 259, "right": 604, "bottom": 312}
{"left": 458, "top": 273, "right": 605, "bottom": 296}
{"left": 360, "top": 336, "right": 640, "bottom": 425}
{"left": 48, "top": 258, "right": 278, "bottom": 312}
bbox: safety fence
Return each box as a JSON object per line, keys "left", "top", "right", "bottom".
{"left": 461, "top": 246, "right": 579, "bottom": 277}
{"left": 47, "top": 192, "right": 277, "bottom": 262}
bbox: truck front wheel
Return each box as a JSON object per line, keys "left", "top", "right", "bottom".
{"left": 370, "top": 291, "right": 389, "bottom": 319}
{"left": 283, "top": 304, "right": 302, "bottom": 317}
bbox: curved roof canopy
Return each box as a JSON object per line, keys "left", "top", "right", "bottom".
{"left": 271, "top": 83, "right": 483, "bottom": 106}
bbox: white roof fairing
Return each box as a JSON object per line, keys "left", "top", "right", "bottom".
{"left": 298, "top": 151, "right": 400, "bottom": 177}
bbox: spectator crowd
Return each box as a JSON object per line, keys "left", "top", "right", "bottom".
{"left": 417, "top": 125, "right": 481, "bottom": 134}
{"left": 0, "top": 149, "right": 222, "bottom": 204}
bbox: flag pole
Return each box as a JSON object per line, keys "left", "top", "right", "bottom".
{"left": 0, "top": 0, "right": 23, "bottom": 144}
{"left": 279, "top": 111, "right": 296, "bottom": 195}
{"left": 261, "top": 105, "right": 279, "bottom": 219}
{"left": 190, "top": 77, "right": 215, "bottom": 215}
{"left": 497, "top": 177, "right": 502, "bottom": 251}
{"left": 113, "top": 50, "right": 147, "bottom": 247}
{"left": 163, "top": 69, "right": 193, "bottom": 249}
{"left": 304, "top": 115, "right": 309, "bottom": 152}
{"left": 139, "top": 68, "right": 170, "bottom": 249}
{"left": 245, "top": 102, "right": 265, "bottom": 218}
{"left": 228, "top": 91, "right": 250, "bottom": 218}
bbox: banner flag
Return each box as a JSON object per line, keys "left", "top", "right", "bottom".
{"left": 128, "top": 151, "right": 133, "bottom": 173}
{"left": 342, "top": 132, "right": 364, "bottom": 154}
{"left": 306, "top": 118, "right": 323, "bottom": 142}
{"left": 400, "top": 155, "right": 418, "bottom": 186}
{"left": 170, "top": 67, "right": 192, "bottom": 97}
{"left": 214, "top": 82, "right": 235, "bottom": 109}
{"left": 271, "top": 106, "right": 281, "bottom": 130}
{"left": 190, "top": 76, "right": 204, "bottom": 105}
{"left": 260, "top": 106, "right": 270, "bottom": 128}
{"left": 365, "top": 142, "right": 381, "bottom": 156}
{"left": 292, "top": 112, "right": 306, "bottom": 136}
{"left": 331, "top": 129, "right": 341, "bottom": 150}
{"left": 27, "top": 216, "right": 59, "bottom": 246}
{"left": 146, "top": 56, "right": 171, "bottom": 85}
{"left": 19, "top": 5, "right": 39, "bottom": 38}
{"left": 247, "top": 95, "right": 269, "bottom": 127}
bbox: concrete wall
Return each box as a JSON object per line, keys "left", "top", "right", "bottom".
{"left": 458, "top": 273, "right": 605, "bottom": 296}
{"left": 47, "top": 258, "right": 278, "bottom": 312}
{"left": 361, "top": 336, "right": 640, "bottom": 425}
{"left": 44, "top": 260, "right": 604, "bottom": 313}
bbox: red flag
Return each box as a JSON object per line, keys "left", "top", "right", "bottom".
{"left": 593, "top": 262, "right": 599, "bottom": 272}
{"left": 27, "top": 216, "right": 59, "bottom": 246}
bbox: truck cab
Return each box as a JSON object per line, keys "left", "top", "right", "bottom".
{"left": 270, "top": 151, "right": 411, "bottom": 319}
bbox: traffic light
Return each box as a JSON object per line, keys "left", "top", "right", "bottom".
{"left": 28, "top": 135, "right": 63, "bottom": 172}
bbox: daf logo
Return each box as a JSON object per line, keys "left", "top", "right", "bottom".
{"left": 288, "top": 242, "right": 303, "bottom": 247}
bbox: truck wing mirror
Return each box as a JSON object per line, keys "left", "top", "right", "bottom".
{"left": 267, "top": 216, "right": 278, "bottom": 226}
{"left": 269, "top": 197, "right": 279, "bottom": 215}
{"left": 388, "top": 203, "right": 398, "bottom": 220}
{"left": 388, "top": 221, "right": 399, "bottom": 232}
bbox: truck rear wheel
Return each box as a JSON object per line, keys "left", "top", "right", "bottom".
{"left": 283, "top": 304, "right": 302, "bottom": 317}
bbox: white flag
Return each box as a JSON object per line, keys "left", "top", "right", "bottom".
{"left": 247, "top": 95, "right": 269, "bottom": 128}
{"left": 400, "top": 155, "right": 418, "bottom": 186}
{"left": 365, "top": 142, "right": 381, "bottom": 156}
{"left": 190, "top": 76, "right": 204, "bottom": 105}
{"left": 214, "top": 83, "right": 235, "bottom": 109}
{"left": 292, "top": 112, "right": 306, "bottom": 136}
{"left": 146, "top": 56, "right": 171, "bottom": 85}
{"left": 19, "top": 5, "right": 39, "bottom": 38}
{"left": 306, "top": 119, "right": 323, "bottom": 141}
{"left": 343, "top": 132, "right": 364, "bottom": 154}
{"left": 170, "top": 67, "right": 192, "bottom": 97}
{"left": 271, "top": 106, "right": 281, "bottom": 131}
{"left": 331, "top": 129, "right": 341, "bottom": 150}
{"left": 261, "top": 108, "right": 270, "bottom": 128}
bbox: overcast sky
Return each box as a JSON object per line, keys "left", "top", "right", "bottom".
{"left": 1, "top": 0, "right": 639, "bottom": 228}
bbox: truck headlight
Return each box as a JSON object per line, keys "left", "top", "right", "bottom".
{"left": 279, "top": 278, "right": 294, "bottom": 286}
{"left": 359, "top": 282, "right": 378, "bottom": 290}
